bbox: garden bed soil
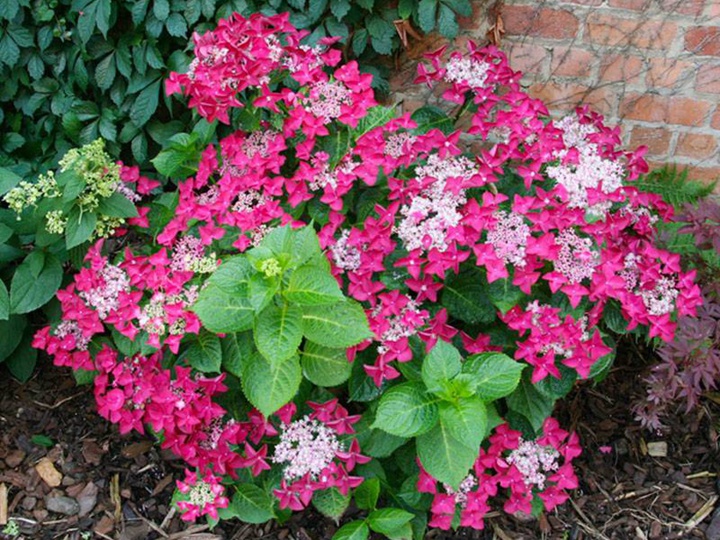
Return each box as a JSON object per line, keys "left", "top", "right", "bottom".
{"left": 1, "top": 340, "right": 719, "bottom": 540}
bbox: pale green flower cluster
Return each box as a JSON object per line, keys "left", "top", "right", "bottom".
{"left": 3, "top": 171, "right": 60, "bottom": 216}
{"left": 59, "top": 138, "right": 121, "bottom": 212}
{"left": 45, "top": 209, "right": 67, "bottom": 234}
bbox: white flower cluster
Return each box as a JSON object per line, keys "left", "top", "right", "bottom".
{"left": 444, "top": 55, "right": 491, "bottom": 89}
{"left": 272, "top": 416, "right": 341, "bottom": 481}
{"left": 507, "top": 439, "right": 560, "bottom": 489}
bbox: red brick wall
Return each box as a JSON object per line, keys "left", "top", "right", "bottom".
{"left": 388, "top": 0, "right": 720, "bottom": 186}
{"left": 502, "top": 0, "right": 720, "bottom": 184}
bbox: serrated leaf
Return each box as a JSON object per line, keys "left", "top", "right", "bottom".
{"left": 7, "top": 25, "right": 33, "bottom": 47}
{"left": 218, "top": 484, "right": 275, "bottom": 524}
{"left": 333, "top": 520, "right": 369, "bottom": 540}
{"left": 354, "top": 478, "right": 379, "bottom": 510}
{"left": 506, "top": 375, "right": 555, "bottom": 432}
{"left": 301, "top": 342, "right": 352, "bottom": 387}
{"left": 95, "top": 53, "right": 116, "bottom": 90}
{"left": 183, "top": 332, "right": 222, "bottom": 373}
{"left": 439, "top": 397, "right": 487, "bottom": 452}
{"left": 220, "top": 332, "right": 253, "bottom": 378}
{"left": 65, "top": 207, "right": 97, "bottom": 249}
{"left": 302, "top": 300, "right": 371, "bottom": 348}
{"left": 193, "top": 284, "right": 254, "bottom": 334}
{"left": 0, "top": 167, "right": 22, "bottom": 195}
{"left": 410, "top": 106, "right": 454, "bottom": 135}
{"left": 367, "top": 508, "right": 414, "bottom": 536}
{"left": 166, "top": 12, "right": 187, "bottom": 37}
{"left": 437, "top": 3, "right": 459, "bottom": 38}
{"left": 417, "top": 421, "right": 476, "bottom": 489}
{"left": 9, "top": 252, "right": 62, "bottom": 314}
{"left": 130, "top": 79, "right": 161, "bottom": 127}
{"left": 97, "top": 191, "right": 138, "bottom": 218}
{"left": 96, "top": 0, "right": 112, "bottom": 36}
{"left": 535, "top": 364, "right": 577, "bottom": 399}
{"left": 28, "top": 54, "right": 44, "bottom": 79}
{"left": 254, "top": 302, "right": 303, "bottom": 365}
{"left": 422, "top": 339, "right": 462, "bottom": 393}
{"left": 152, "top": 0, "right": 169, "bottom": 20}
{"left": 373, "top": 382, "right": 439, "bottom": 437}
{"left": 132, "top": 0, "right": 150, "bottom": 24}
{"left": 313, "top": 487, "right": 350, "bottom": 520}
{"left": 330, "top": 0, "right": 351, "bottom": 19}
{"left": 463, "top": 352, "right": 525, "bottom": 401}
{"left": 352, "top": 28, "right": 368, "bottom": 56}
{"left": 0, "top": 35, "right": 20, "bottom": 67}
{"left": 417, "top": 0, "right": 438, "bottom": 33}
{"left": 284, "top": 265, "right": 344, "bottom": 305}
{"left": 241, "top": 354, "right": 301, "bottom": 417}
{"left": 0, "top": 315, "right": 26, "bottom": 362}
{"left": 0, "top": 280, "right": 9, "bottom": 320}
{"left": 442, "top": 267, "right": 496, "bottom": 324}
{"left": 5, "top": 332, "right": 37, "bottom": 382}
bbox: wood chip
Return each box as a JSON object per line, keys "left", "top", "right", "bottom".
{"left": 121, "top": 441, "right": 153, "bottom": 459}
{"left": 0, "top": 482, "right": 7, "bottom": 525}
{"left": 34, "top": 457, "right": 62, "bottom": 487}
{"left": 647, "top": 441, "right": 668, "bottom": 457}
{"left": 81, "top": 440, "right": 106, "bottom": 466}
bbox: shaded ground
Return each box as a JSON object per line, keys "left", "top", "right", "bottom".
{"left": 1, "top": 340, "right": 719, "bottom": 540}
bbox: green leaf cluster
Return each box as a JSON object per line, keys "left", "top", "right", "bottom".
{"left": 192, "top": 225, "right": 371, "bottom": 416}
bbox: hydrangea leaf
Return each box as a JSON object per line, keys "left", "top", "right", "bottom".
{"left": 254, "top": 302, "right": 303, "bottom": 365}
{"left": 284, "top": 265, "right": 344, "bottom": 306}
{"left": 312, "top": 487, "right": 350, "bottom": 520}
{"left": 372, "top": 382, "right": 439, "bottom": 437}
{"left": 416, "top": 420, "right": 476, "bottom": 489}
{"left": 462, "top": 352, "right": 525, "bottom": 401}
{"left": 301, "top": 300, "right": 372, "bottom": 348}
{"left": 421, "top": 339, "right": 462, "bottom": 393}
{"left": 240, "top": 354, "right": 301, "bottom": 417}
{"left": 301, "top": 342, "right": 352, "bottom": 387}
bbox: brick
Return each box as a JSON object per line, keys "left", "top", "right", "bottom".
{"left": 599, "top": 54, "right": 644, "bottom": 84}
{"left": 712, "top": 108, "right": 720, "bottom": 130}
{"left": 585, "top": 14, "right": 677, "bottom": 49}
{"left": 676, "top": 132, "right": 718, "bottom": 159}
{"left": 707, "top": 1, "right": 720, "bottom": 17}
{"left": 506, "top": 42, "right": 550, "bottom": 77}
{"left": 696, "top": 65, "right": 720, "bottom": 93}
{"left": 566, "top": 0, "right": 604, "bottom": 4}
{"left": 502, "top": 6, "right": 580, "bottom": 40}
{"left": 658, "top": 0, "right": 705, "bottom": 17}
{"left": 610, "top": 0, "right": 650, "bottom": 10}
{"left": 686, "top": 166, "right": 720, "bottom": 188}
{"left": 529, "top": 82, "right": 617, "bottom": 116}
{"left": 629, "top": 126, "right": 672, "bottom": 156}
{"left": 620, "top": 94, "right": 712, "bottom": 125}
{"left": 685, "top": 27, "right": 720, "bottom": 56}
{"left": 550, "top": 47, "right": 595, "bottom": 78}
{"left": 645, "top": 57, "right": 693, "bottom": 89}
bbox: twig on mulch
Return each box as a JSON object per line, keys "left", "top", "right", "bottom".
{"left": 126, "top": 501, "right": 168, "bottom": 538}
{"left": 32, "top": 391, "right": 85, "bottom": 410}
{"left": 161, "top": 506, "right": 177, "bottom": 530}
{"left": 569, "top": 497, "right": 612, "bottom": 540}
{"left": 615, "top": 486, "right": 663, "bottom": 501}
{"left": 166, "top": 524, "right": 210, "bottom": 539}
{"left": 684, "top": 494, "right": 719, "bottom": 532}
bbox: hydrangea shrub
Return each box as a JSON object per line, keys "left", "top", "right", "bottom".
{"left": 33, "top": 11, "right": 702, "bottom": 537}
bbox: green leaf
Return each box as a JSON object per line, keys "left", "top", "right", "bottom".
{"left": 248, "top": 274, "right": 277, "bottom": 312}
{"left": 183, "top": 332, "right": 222, "bottom": 373}
{"left": 284, "top": 265, "right": 344, "bottom": 306}
{"left": 312, "top": 487, "right": 350, "bottom": 520}
{"left": 153, "top": 0, "right": 169, "bottom": 20}
{"left": 367, "top": 508, "right": 414, "bottom": 536}
{"left": 421, "top": 340, "right": 462, "bottom": 393}
{"left": 301, "top": 342, "right": 352, "bottom": 387}
{"left": 438, "top": 397, "right": 487, "bottom": 452}
{"left": 437, "top": 4, "right": 459, "bottom": 38}
{"left": 417, "top": 421, "right": 476, "bottom": 489}
{"left": 241, "top": 354, "right": 301, "bottom": 416}
{"left": 130, "top": 79, "right": 161, "bottom": 127}
{"left": 220, "top": 484, "right": 275, "bottom": 524}
{"left": 354, "top": 477, "right": 379, "bottom": 510}
{"left": 506, "top": 375, "right": 555, "bottom": 432}
{"left": 31, "top": 434, "right": 54, "bottom": 448}
{"left": 0, "top": 280, "right": 8, "bottom": 320}
{"left": 0, "top": 34, "right": 20, "bottom": 67}
{"left": 220, "top": 332, "right": 253, "bottom": 378}
{"left": 333, "top": 520, "right": 369, "bottom": 540}
{"left": 0, "top": 315, "right": 26, "bottom": 362}
{"left": 352, "top": 28, "right": 368, "bottom": 56}
{"left": 442, "top": 267, "right": 496, "bottom": 324}
{"left": 96, "top": 0, "right": 112, "bottom": 36}
{"left": 536, "top": 364, "right": 577, "bottom": 399}
{"left": 330, "top": 0, "right": 351, "bottom": 19}
{"left": 5, "top": 332, "right": 37, "bottom": 382}
{"left": 463, "top": 352, "right": 525, "bottom": 401}
{"left": 254, "top": 302, "right": 303, "bottom": 365}
{"left": 65, "top": 207, "right": 97, "bottom": 249}
{"left": 302, "top": 301, "right": 372, "bottom": 348}
{"left": 372, "top": 382, "right": 439, "bottom": 437}
{"left": 97, "top": 191, "right": 139, "bottom": 218}
{"left": 209, "top": 256, "right": 255, "bottom": 293}
{"left": 0, "top": 167, "right": 22, "bottom": 195}
{"left": 589, "top": 349, "right": 615, "bottom": 382}
{"left": 398, "top": 0, "right": 413, "bottom": 18}
{"left": 417, "top": 0, "right": 438, "bottom": 33}
{"left": 132, "top": 0, "right": 150, "bottom": 24}
{"left": 10, "top": 252, "right": 62, "bottom": 314}
{"left": 192, "top": 285, "right": 254, "bottom": 334}
{"left": 410, "top": 105, "right": 454, "bottom": 135}
{"left": 95, "top": 53, "right": 116, "bottom": 91}
{"left": 166, "top": 12, "right": 187, "bottom": 36}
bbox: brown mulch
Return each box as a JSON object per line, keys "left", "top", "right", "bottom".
{"left": 1, "top": 340, "right": 719, "bottom": 540}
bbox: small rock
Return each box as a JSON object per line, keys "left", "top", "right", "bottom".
{"left": 21, "top": 496, "right": 37, "bottom": 511}
{"left": 77, "top": 482, "right": 98, "bottom": 517}
{"left": 647, "top": 441, "right": 668, "bottom": 457}
{"left": 45, "top": 495, "right": 80, "bottom": 516}
{"left": 4, "top": 449, "right": 26, "bottom": 468}
{"left": 35, "top": 458, "right": 62, "bottom": 488}
{"left": 32, "top": 509, "right": 48, "bottom": 522}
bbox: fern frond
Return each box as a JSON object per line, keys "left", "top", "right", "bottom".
{"left": 633, "top": 165, "right": 716, "bottom": 208}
